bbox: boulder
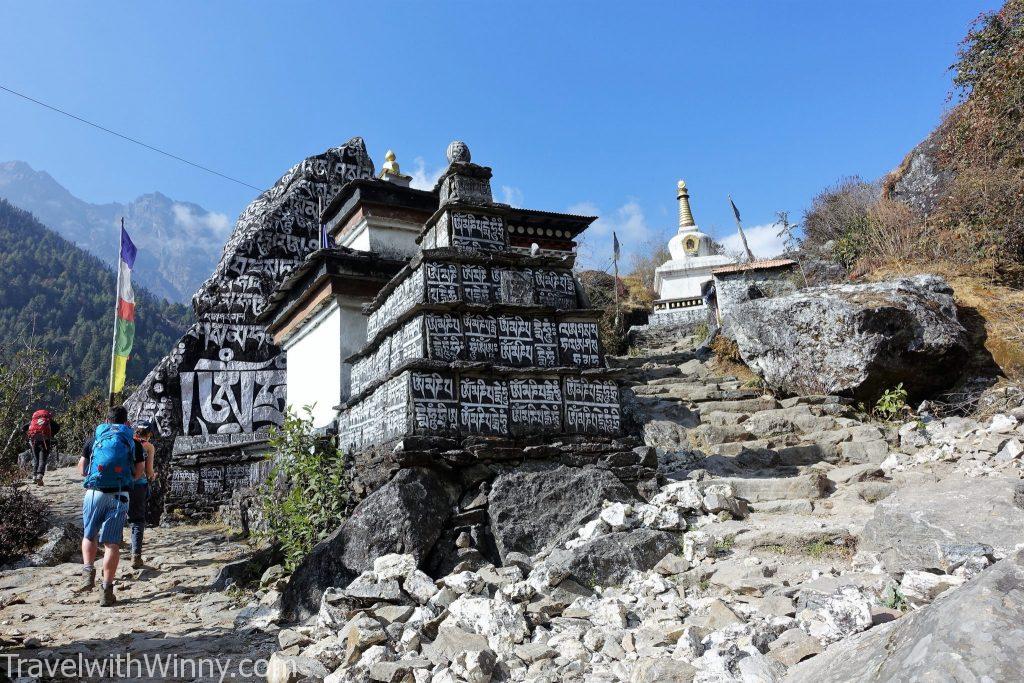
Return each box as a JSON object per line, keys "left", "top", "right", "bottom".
{"left": 731, "top": 275, "right": 969, "bottom": 401}
{"left": 545, "top": 529, "right": 678, "bottom": 587}
{"left": 488, "top": 464, "right": 637, "bottom": 561}
{"left": 266, "top": 653, "right": 330, "bottom": 683}
{"left": 859, "top": 475, "right": 1024, "bottom": 574}
{"left": 24, "top": 522, "right": 80, "bottom": 567}
{"left": 786, "top": 551, "right": 1024, "bottom": 682}
{"left": 282, "top": 467, "right": 451, "bottom": 621}
{"left": 211, "top": 544, "right": 282, "bottom": 590}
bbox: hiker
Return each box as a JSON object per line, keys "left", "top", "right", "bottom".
{"left": 77, "top": 406, "right": 145, "bottom": 607}
{"left": 128, "top": 419, "right": 156, "bottom": 569}
{"left": 21, "top": 409, "right": 60, "bottom": 486}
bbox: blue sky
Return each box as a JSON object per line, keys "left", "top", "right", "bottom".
{"left": 0, "top": 1, "right": 999, "bottom": 269}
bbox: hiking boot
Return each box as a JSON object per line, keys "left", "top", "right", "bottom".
{"left": 34, "top": 476, "right": 43, "bottom": 486}
{"left": 100, "top": 583, "right": 117, "bottom": 607}
{"left": 131, "top": 555, "right": 144, "bottom": 569}
{"left": 76, "top": 566, "right": 96, "bottom": 593}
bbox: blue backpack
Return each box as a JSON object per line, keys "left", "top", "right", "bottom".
{"left": 84, "top": 424, "right": 135, "bottom": 491}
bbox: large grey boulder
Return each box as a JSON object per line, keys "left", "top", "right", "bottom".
{"left": 731, "top": 275, "right": 968, "bottom": 401}
{"left": 281, "top": 467, "right": 452, "bottom": 621}
{"left": 786, "top": 550, "right": 1024, "bottom": 682}
{"left": 859, "top": 476, "right": 1024, "bottom": 575}
{"left": 488, "top": 465, "right": 637, "bottom": 562}
{"left": 545, "top": 529, "right": 678, "bottom": 586}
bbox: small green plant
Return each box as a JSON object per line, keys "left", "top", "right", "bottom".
{"left": 803, "top": 540, "right": 832, "bottom": 558}
{"left": 698, "top": 578, "right": 711, "bottom": 592}
{"left": 257, "top": 406, "right": 354, "bottom": 571}
{"left": 801, "top": 538, "right": 855, "bottom": 560}
{"left": 713, "top": 535, "right": 736, "bottom": 555}
{"left": 692, "top": 322, "right": 709, "bottom": 342}
{"left": 882, "top": 584, "right": 908, "bottom": 611}
{"left": 874, "top": 383, "right": 909, "bottom": 421}
{"left": 758, "top": 544, "right": 786, "bottom": 555}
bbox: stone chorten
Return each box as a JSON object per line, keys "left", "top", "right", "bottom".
{"left": 338, "top": 141, "right": 635, "bottom": 467}
{"left": 651, "top": 180, "right": 734, "bottom": 324}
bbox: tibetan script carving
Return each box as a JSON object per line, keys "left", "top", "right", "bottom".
{"left": 509, "top": 377, "right": 562, "bottom": 435}
{"left": 558, "top": 320, "right": 602, "bottom": 368}
{"left": 563, "top": 377, "right": 620, "bottom": 436}
{"left": 459, "top": 378, "right": 509, "bottom": 435}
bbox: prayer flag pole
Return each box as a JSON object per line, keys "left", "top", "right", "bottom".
{"left": 108, "top": 218, "right": 138, "bottom": 406}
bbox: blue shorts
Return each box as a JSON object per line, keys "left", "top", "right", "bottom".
{"left": 82, "top": 490, "right": 129, "bottom": 545}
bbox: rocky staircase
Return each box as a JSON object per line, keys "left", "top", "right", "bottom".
{"left": 609, "top": 343, "right": 896, "bottom": 586}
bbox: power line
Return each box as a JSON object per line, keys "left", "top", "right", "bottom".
{"left": 0, "top": 84, "right": 262, "bottom": 192}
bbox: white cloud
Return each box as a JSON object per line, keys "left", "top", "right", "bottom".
{"left": 501, "top": 185, "right": 524, "bottom": 207}
{"left": 718, "top": 222, "right": 788, "bottom": 260}
{"left": 172, "top": 203, "right": 232, "bottom": 237}
{"left": 409, "top": 157, "right": 444, "bottom": 191}
{"left": 570, "top": 199, "right": 654, "bottom": 269}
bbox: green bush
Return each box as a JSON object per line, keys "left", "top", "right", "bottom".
{"left": 874, "top": 383, "right": 909, "bottom": 421}
{"left": 54, "top": 389, "right": 107, "bottom": 457}
{"left": 257, "top": 407, "right": 353, "bottom": 571}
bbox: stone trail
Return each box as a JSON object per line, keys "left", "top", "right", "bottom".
{"left": 0, "top": 467, "right": 274, "bottom": 682}
{"left": 257, "top": 332, "right": 1024, "bottom": 681}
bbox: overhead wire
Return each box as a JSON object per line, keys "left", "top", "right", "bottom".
{"left": 0, "top": 84, "right": 262, "bottom": 192}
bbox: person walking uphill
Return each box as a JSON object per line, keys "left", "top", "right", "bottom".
{"left": 128, "top": 419, "right": 156, "bottom": 569}
{"left": 22, "top": 409, "right": 60, "bottom": 486}
{"left": 76, "top": 406, "right": 145, "bottom": 607}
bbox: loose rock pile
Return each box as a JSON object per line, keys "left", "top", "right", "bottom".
{"left": 254, "top": 330, "right": 1024, "bottom": 682}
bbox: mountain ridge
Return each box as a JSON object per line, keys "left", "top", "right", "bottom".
{"left": 0, "top": 160, "right": 230, "bottom": 303}
{"left": 0, "top": 198, "right": 191, "bottom": 396}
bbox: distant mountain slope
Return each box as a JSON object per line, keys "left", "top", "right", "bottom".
{"left": 0, "top": 161, "right": 230, "bottom": 302}
{"left": 0, "top": 199, "right": 192, "bottom": 396}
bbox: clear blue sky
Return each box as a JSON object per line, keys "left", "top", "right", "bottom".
{"left": 0, "top": 0, "right": 999, "bottom": 268}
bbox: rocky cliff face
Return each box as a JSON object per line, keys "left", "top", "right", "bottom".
{"left": 885, "top": 126, "right": 954, "bottom": 216}
{"left": 125, "top": 138, "right": 375, "bottom": 520}
{"left": 0, "top": 160, "right": 227, "bottom": 303}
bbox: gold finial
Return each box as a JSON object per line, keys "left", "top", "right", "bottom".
{"left": 677, "top": 179, "right": 695, "bottom": 229}
{"left": 382, "top": 149, "right": 400, "bottom": 176}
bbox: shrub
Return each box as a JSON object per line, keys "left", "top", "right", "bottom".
{"left": 802, "top": 177, "right": 880, "bottom": 268}
{"left": 54, "top": 389, "right": 107, "bottom": 457}
{"left": 628, "top": 242, "right": 672, "bottom": 294}
{"left": 0, "top": 485, "right": 49, "bottom": 564}
{"left": 0, "top": 342, "right": 70, "bottom": 477}
{"left": 874, "top": 383, "right": 909, "bottom": 421}
{"left": 932, "top": 0, "right": 1024, "bottom": 282}
{"left": 257, "top": 407, "right": 353, "bottom": 571}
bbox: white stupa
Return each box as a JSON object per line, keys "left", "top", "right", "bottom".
{"left": 650, "top": 180, "right": 735, "bottom": 324}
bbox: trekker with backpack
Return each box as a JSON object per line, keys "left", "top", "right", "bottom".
{"left": 76, "top": 406, "right": 145, "bottom": 607}
{"left": 128, "top": 419, "right": 156, "bottom": 569}
{"left": 21, "top": 409, "right": 60, "bottom": 486}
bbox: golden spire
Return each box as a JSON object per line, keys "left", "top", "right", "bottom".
{"left": 381, "top": 149, "right": 401, "bottom": 176}
{"left": 677, "top": 179, "right": 695, "bottom": 230}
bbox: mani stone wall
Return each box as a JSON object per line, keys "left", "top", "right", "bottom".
{"left": 126, "top": 137, "right": 376, "bottom": 519}
{"left": 338, "top": 150, "right": 623, "bottom": 459}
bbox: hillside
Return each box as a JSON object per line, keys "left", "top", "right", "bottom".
{"left": 0, "top": 199, "right": 191, "bottom": 396}
{"left": 0, "top": 161, "right": 228, "bottom": 302}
